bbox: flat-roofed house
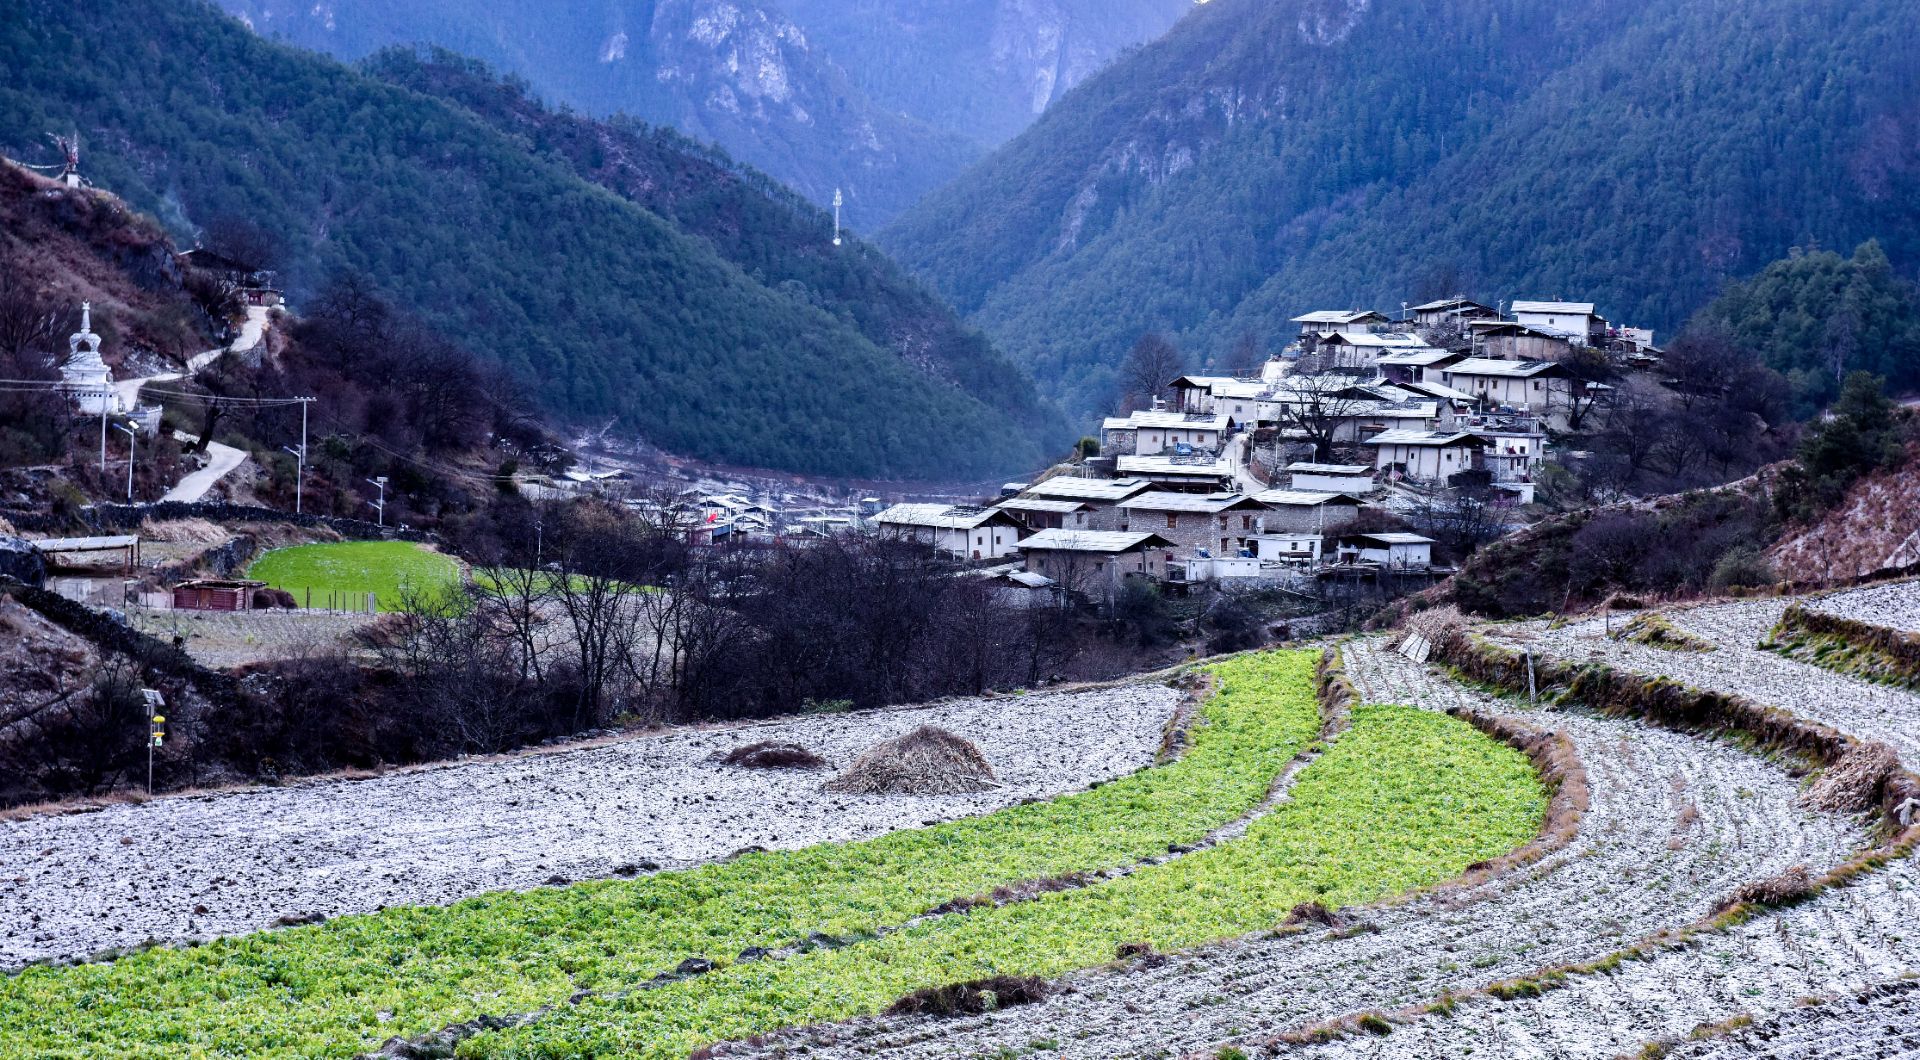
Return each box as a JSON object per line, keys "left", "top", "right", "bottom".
{"left": 1410, "top": 298, "right": 1498, "bottom": 330}
{"left": 993, "top": 495, "right": 1098, "bottom": 532}
{"left": 1101, "top": 409, "right": 1231, "bottom": 455}
{"left": 1115, "top": 453, "right": 1235, "bottom": 490}
{"left": 1012, "top": 476, "right": 1153, "bottom": 529}
{"left": 1115, "top": 491, "right": 1268, "bottom": 555}
{"left": 1017, "top": 529, "right": 1176, "bottom": 594}
{"left": 1168, "top": 375, "right": 1240, "bottom": 414}
{"left": 1286, "top": 462, "right": 1374, "bottom": 496}
{"left": 1291, "top": 309, "right": 1390, "bottom": 338}
{"left": 1249, "top": 532, "right": 1324, "bottom": 564}
{"left": 1512, "top": 300, "right": 1607, "bottom": 345}
{"left": 1439, "top": 358, "right": 1573, "bottom": 417}
{"left": 1468, "top": 320, "right": 1575, "bottom": 363}
{"left": 1314, "top": 330, "right": 1433, "bottom": 371}
{"left": 1336, "top": 532, "right": 1435, "bottom": 569}
{"left": 1376, "top": 346, "right": 1467, "bottom": 385}
{"left": 875, "top": 503, "right": 1024, "bottom": 560}
{"left": 1252, "top": 488, "right": 1363, "bottom": 532}
{"left": 1363, "top": 429, "right": 1488, "bottom": 483}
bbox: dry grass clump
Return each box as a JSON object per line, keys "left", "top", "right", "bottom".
{"left": 1400, "top": 604, "right": 1467, "bottom": 648}
{"left": 138, "top": 518, "right": 229, "bottom": 544}
{"left": 1805, "top": 740, "right": 1901, "bottom": 813}
{"left": 1714, "top": 864, "right": 1816, "bottom": 913}
{"left": 823, "top": 725, "right": 997, "bottom": 795}
{"left": 1283, "top": 901, "right": 1340, "bottom": 927}
{"left": 1616, "top": 613, "right": 1716, "bottom": 653}
{"left": 884, "top": 975, "right": 1050, "bottom": 1017}
{"left": 718, "top": 740, "right": 828, "bottom": 771}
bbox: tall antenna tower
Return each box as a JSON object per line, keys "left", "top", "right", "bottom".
{"left": 832, "top": 188, "right": 843, "bottom": 247}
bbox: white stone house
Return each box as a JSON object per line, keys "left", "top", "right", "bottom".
{"left": 1512, "top": 300, "right": 1607, "bottom": 345}
{"left": 1438, "top": 358, "right": 1573, "bottom": 417}
{"left": 1100, "top": 409, "right": 1230, "bottom": 455}
{"left": 1291, "top": 309, "right": 1390, "bottom": 338}
{"left": 993, "top": 495, "right": 1098, "bottom": 533}
{"left": 1363, "top": 429, "right": 1488, "bottom": 484}
{"left": 1249, "top": 532, "right": 1325, "bottom": 564}
{"left": 1335, "top": 532, "right": 1435, "bottom": 568}
{"left": 1313, "top": 330, "right": 1432, "bottom": 371}
{"left": 1409, "top": 298, "right": 1498, "bottom": 330}
{"left": 874, "top": 503, "right": 1024, "bottom": 561}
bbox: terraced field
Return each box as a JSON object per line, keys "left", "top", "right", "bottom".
{"left": 1811, "top": 579, "right": 1920, "bottom": 632}
{"left": 737, "top": 639, "right": 1863, "bottom": 1059}
{"left": 8, "top": 585, "right": 1917, "bottom": 1059}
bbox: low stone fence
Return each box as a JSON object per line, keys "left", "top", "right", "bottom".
{"left": 3, "top": 502, "right": 431, "bottom": 543}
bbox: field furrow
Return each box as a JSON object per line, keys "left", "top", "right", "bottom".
{"left": 723, "top": 638, "right": 1859, "bottom": 1060}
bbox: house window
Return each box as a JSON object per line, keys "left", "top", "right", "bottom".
{"left": 1166, "top": 513, "right": 1178, "bottom": 529}
{"left": 1242, "top": 515, "right": 1253, "bottom": 530}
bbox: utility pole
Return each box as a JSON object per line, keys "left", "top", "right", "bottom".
{"left": 288, "top": 396, "right": 312, "bottom": 514}
{"left": 832, "top": 188, "right": 843, "bottom": 247}
{"left": 143, "top": 690, "right": 165, "bottom": 797}
{"left": 366, "top": 475, "right": 388, "bottom": 526}
{"left": 114, "top": 421, "right": 137, "bottom": 500}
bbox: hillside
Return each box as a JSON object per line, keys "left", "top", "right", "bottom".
{"left": 364, "top": 49, "right": 1063, "bottom": 448}
{"left": 213, "top": 0, "right": 1187, "bottom": 229}
{"left": 2, "top": 0, "right": 1056, "bottom": 480}
{"left": 884, "top": 0, "right": 1920, "bottom": 416}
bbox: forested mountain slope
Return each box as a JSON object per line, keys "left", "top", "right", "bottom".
{"left": 1, "top": 0, "right": 1059, "bottom": 479}
{"left": 213, "top": 0, "right": 1187, "bottom": 229}
{"left": 885, "top": 0, "right": 1920, "bottom": 416}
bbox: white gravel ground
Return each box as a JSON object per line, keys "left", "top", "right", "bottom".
{"left": 727, "top": 639, "right": 1861, "bottom": 1060}
{"left": 1807, "top": 578, "right": 1920, "bottom": 634}
{"left": 0, "top": 684, "right": 1178, "bottom": 969}
{"left": 1506, "top": 596, "right": 1920, "bottom": 763}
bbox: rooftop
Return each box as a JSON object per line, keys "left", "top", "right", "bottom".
{"left": 1376, "top": 348, "right": 1463, "bottom": 366}
{"left": 1321, "top": 331, "right": 1431, "bottom": 349}
{"left": 1116, "top": 491, "right": 1255, "bottom": 513}
{"left": 874, "top": 503, "right": 1011, "bottom": 530}
{"left": 1102, "top": 410, "right": 1231, "bottom": 430}
{"left": 995, "top": 496, "right": 1093, "bottom": 514}
{"left": 1018, "top": 529, "right": 1173, "bottom": 553}
{"left": 1023, "top": 477, "right": 1154, "bottom": 502}
{"left": 1512, "top": 300, "right": 1597, "bottom": 316}
{"left": 1253, "top": 489, "right": 1363, "bottom": 507}
{"left": 1291, "top": 309, "right": 1386, "bottom": 325}
{"left": 1365, "top": 429, "right": 1486, "bottom": 447}
{"left": 1287, "top": 462, "right": 1372, "bottom": 475}
{"left": 1343, "top": 532, "right": 1436, "bottom": 545}
{"left": 1444, "top": 357, "right": 1564, "bottom": 378}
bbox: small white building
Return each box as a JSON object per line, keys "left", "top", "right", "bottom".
{"left": 1438, "top": 358, "right": 1572, "bottom": 416}
{"left": 1364, "top": 429, "right": 1488, "bottom": 483}
{"left": 1250, "top": 532, "right": 1324, "bottom": 565}
{"left": 1314, "top": 330, "right": 1433, "bottom": 371}
{"left": 874, "top": 503, "right": 1023, "bottom": 560}
{"left": 1409, "top": 298, "right": 1498, "bottom": 329}
{"left": 993, "top": 495, "right": 1098, "bottom": 532}
{"left": 1291, "top": 309, "right": 1390, "bottom": 337}
{"left": 1100, "top": 409, "right": 1231, "bottom": 455}
{"left": 1336, "top": 532, "right": 1435, "bottom": 569}
{"left": 1287, "top": 462, "right": 1374, "bottom": 496}
{"left": 1512, "top": 300, "right": 1606, "bottom": 345}
{"left": 1115, "top": 454, "right": 1235, "bottom": 489}
{"left": 1173, "top": 553, "right": 1263, "bottom": 582}
{"left": 1252, "top": 488, "right": 1362, "bottom": 532}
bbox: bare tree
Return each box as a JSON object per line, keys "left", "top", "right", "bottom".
{"left": 1272, "top": 374, "right": 1373, "bottom": 462}
{"left": 0, "top": 250, "right": 63, "bottom": 362}
{"left": 1121, "top": 332, "right": 1185, "bottom": 408}
{"left": 1554, "top": 345, "right": 1619, "bottom": 430}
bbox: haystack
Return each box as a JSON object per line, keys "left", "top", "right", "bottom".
{"left": 823, "top": 725, "right": 997, "bottom": 795}
{"left": 718, "top": 740, "right": 828, "bottom": 770}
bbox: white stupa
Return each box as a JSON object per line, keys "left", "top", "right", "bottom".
{"left": 60, "top": 302, "right": 119, "bottom": 415}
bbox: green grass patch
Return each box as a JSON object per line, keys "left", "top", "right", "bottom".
{"left": 468, "top": 702, "right": 1545, "bottom": 1058}
{"left": 1616, "top": 613, "right": 1716, "bottom": 653}
{"left": 0, "top": 652, "right": 1325, "bottom": 1059}
{"left": 246, "top": 540, "right": 461, "bottom": 612}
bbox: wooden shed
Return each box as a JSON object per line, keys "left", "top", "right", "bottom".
{"left": 171, "top": 579, "right": 266, "bottom": 612}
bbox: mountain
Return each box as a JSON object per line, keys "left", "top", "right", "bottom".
{"left": 210, "top": 0, "right": 1188, "bottom": 229}
{"left": 776, "top": 0, "right": 1190, "bottom": 149}
{"left": 2, "top": 0, "right": 1061, "bottom": 479}
{"left": 884, "top": 0, "right": 1920, "bottom": 417}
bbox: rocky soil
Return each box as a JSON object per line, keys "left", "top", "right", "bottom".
{"left": 0, "top": 683, "right": 1177, "bottom": 968}
{"left": 727, "top": 639, "right": 1862, "bottom": 1060}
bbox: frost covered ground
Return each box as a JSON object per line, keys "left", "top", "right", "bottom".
{"left": 728, "top": 639, "right": 1863, "bottom": 1060}
{"left": 1504, "top": 595, "right": 1920, "bottom": 762}
{"left": 0, "top": 684, "right": 1177, "bottom": 968}
{"left": 1808, "top": 578, "right": 1920, "bottom": 633}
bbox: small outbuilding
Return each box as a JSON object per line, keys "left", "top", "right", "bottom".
{"left": 1334, "top": 533, "right": 1435, "bottom": 569}
{"left": 171, "top": 579, "right": 267, "bottom": 612}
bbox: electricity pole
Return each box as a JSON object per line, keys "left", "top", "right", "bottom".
{"left": 113, "top": 421, "right": 137, "bottom": 500}
{"left": 366, "top": 476, "right": 388, "bottom": 526}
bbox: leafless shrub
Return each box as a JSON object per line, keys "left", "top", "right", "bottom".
{"left": 1284, "top": 901, "right": 1340, "bottom": 927}
{"left": 1714, "top": 864, "right": 1816, "bottom": 912}
{"left": 717, "top": 741, "right": 827, "bottom": 770}
{"left": 884, "top": 975, "right": 1051, "bottom": 1017}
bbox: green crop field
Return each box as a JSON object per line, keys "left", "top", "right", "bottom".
{"left": 246, "top": 540, "right": 462, "bottom": 612}
{"left": 0, "top": 651, "right": 1545, "bottom": 1059}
